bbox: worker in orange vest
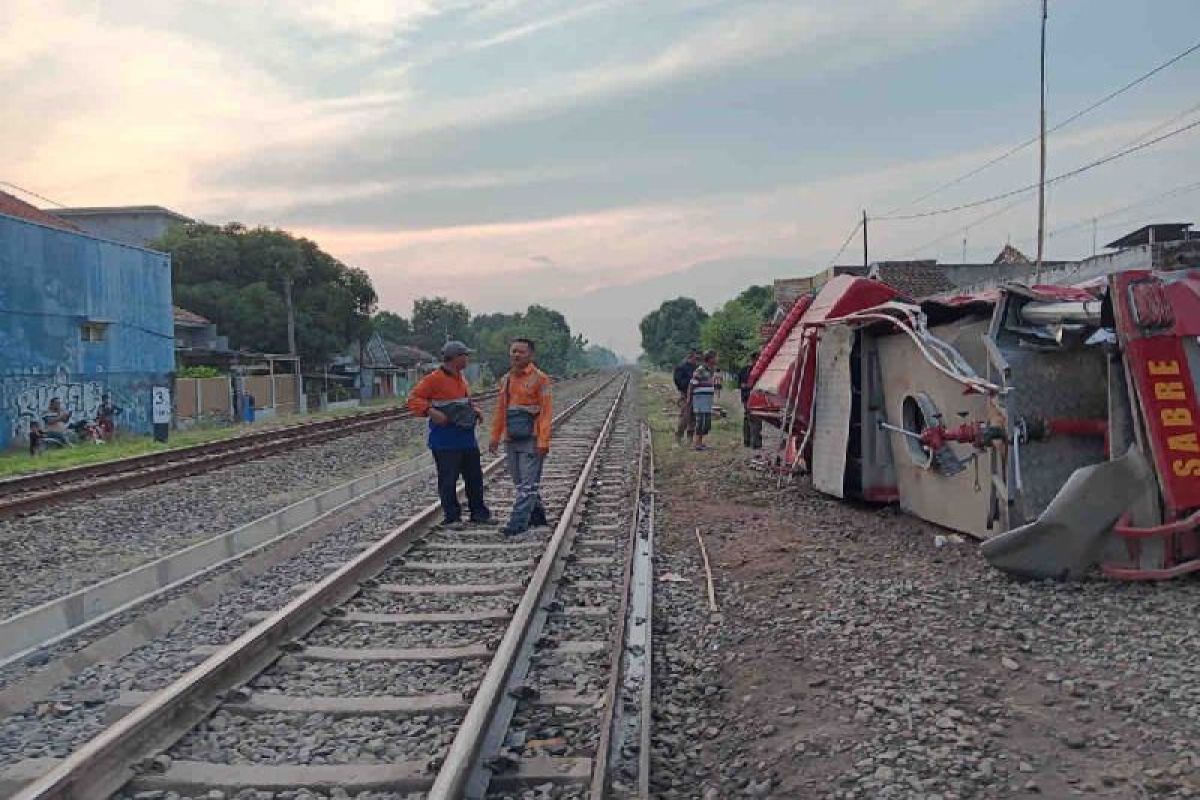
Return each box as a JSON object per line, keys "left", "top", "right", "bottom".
{"left": 489, "top": 337, "right": 552, "bottom": 536}
{"left": 408, "top": 341, "right": 491, "bottom": 527}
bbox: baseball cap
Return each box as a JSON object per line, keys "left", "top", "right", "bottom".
{"left": 441, "top": 340, "right": 473, "bottom": 358}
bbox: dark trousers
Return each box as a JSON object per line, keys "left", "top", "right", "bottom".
{"left": 743, "top": 407, "right": 763, "bottom": 449}
{"left": 432, "top": 448, "right": 488, "bottom": 522}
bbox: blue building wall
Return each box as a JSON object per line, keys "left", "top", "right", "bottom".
{"left": 0, "top": 213, "right": 174, "bottom": 448}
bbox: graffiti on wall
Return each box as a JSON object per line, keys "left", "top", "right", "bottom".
{"left": 0, "top": 367, "right": 146, "bottom": 442}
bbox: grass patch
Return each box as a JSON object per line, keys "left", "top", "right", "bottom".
{"left": 639, "top": 372, "right": 743, "bottom": 466}
{"left": 638, "top": 371, "right": 773, "bottom": 502}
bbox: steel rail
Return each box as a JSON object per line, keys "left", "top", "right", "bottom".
{"left": 428, "top": 374, "right": 630, "bottom": 800}
{"left": 10, "top": 375, "right": 619, "bottom": 800}
{"left": 0, "top": 404, "right": 413, "bottom": 495}
{"left": 0, "top": 387, "right": 505, "bottom": 518}
{"left": 589, "top": 420, "right": 655, "bottom": 800}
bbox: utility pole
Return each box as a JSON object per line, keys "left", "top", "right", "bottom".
{"left": 962, "top": 230, "right": 969, "bottom": 263}
{"left": 1035, "top": 0, "right": 1048, "bottom": 281}
{"left": 282, "top": 272, "right": 302, "bottom": 415}
{"left": 283, "top": 275, "right": 297, "bottom": 356}
{"left": 862, "top": 210, "right": 869, "bottom": 269}
{"left": 1091, "top": 217, "right": 1098, "bottom": 257}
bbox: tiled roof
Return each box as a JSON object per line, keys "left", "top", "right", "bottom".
{"left": 385, "top": 343, "right": 435, "bottom": 366}
{"left": 0, "top": 190, "right": 80, "bottom": 232}
{"left": 173, "top": 306, "right": 211, "bottom": 325}
{"left": 871, "top": 261, "right": 957, "bottom": 300}
{"left": 993, "top": 244, "right": 1031, "bottom": 265}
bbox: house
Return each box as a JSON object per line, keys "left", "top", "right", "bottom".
{"left": 173, "top": 306, "right": 228, "bottom": 354}
{"left": 48, "top": 205, "right": 193, "bottom": 247}
{"left": 0, "top": 190, "right": 174, "bottom": 447}
{"left": 1104, "top": 223, "right": 1199, "bottom": 249}
{"left": 385, "top": 342, "right": 436, "bottom": 370}
{"left": 357, "top": 332, "right": 402, "bottom": 400}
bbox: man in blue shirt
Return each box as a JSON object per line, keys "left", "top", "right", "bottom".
{"left": 407, "top": 341, "right": 491, "bottom": 527}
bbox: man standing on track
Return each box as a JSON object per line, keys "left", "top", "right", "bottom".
{"left": 689, "top": 350, "right": 718, "bottom": 451}
{"left": 407, "top": 341, "right": 491, "bottom": 528}
{"left": 489, "top": 338, "right": 552, "bottom": 536}
{"left": 673, "top": 349, "right": 699, "bottom": 445}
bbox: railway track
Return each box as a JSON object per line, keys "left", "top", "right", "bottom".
{"left": 0, "top": 390, "right": 501, "bottom": 520}
{"left": 7, "top": 371, "right": 656, "bottom": 800}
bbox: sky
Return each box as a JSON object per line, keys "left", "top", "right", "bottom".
{"left": 5, "top": 0, "right": 1200, "bottom": 356}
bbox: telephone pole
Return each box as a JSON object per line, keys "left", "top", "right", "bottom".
{"left": 1035, "top": 0, "right": 1048, "bottom": 281}
{"left": 862, "top": 210, "right": 869, "bottom": 269}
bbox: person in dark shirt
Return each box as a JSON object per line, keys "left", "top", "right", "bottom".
{"left": 97, "top": 393, "right": 123, "bottom": 441}
{"left": 738, "top": 351, "right": 763, "bottom": 449}
{"left": 673, "top": 350, "right": 699, "bottom": 444}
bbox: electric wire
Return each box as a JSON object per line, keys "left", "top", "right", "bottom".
{"left": 877, "top": 116, "right": 1200, "bottom": 222}
{"left": 884, "top": 39, "right": 1200, "bottom": 216}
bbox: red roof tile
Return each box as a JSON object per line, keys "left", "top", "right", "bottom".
{"left": 0, "top": 190, "right": 80, "bottom": 232}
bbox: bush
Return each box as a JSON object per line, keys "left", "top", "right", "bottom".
{"left": 178, "top": 366, "right": 223, "bottom": 379}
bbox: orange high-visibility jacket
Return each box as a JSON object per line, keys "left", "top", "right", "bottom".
{"left": 490, "top": 364, "right": 552, "bottom": 450}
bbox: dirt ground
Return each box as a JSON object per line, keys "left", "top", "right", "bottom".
{"left": 643, "top": 373, "right": 1200, "bottom": 800}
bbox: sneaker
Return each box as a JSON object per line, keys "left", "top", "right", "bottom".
{"left": 442, "top": 518, "right": 465, "bottom": 530}
{"left": 499, "top": 525, "right": 528, "bottom": 537}
{"left": 469, "top": 514, "right": 493, "bottom": 525}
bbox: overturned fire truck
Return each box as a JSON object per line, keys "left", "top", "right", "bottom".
{"left": 746, "top": 265, "right": 1200, "bottom": 580}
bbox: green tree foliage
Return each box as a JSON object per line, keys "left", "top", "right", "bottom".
{"left": 638, "top": 297, "right": 708, "bottom": 368}
{"left": 155, "top": 223, "right": 377, "bottom": 364}
{"left": 411, "top": 297, "right": 471, "bottom": 353}
{"left": 470, "top": 305, "right": 588, "bottom": 378}
{"left": 371, "top": 311, "right": 412, "bottom": 344}
{"left": 584, "top": 344, "right": 620, "bottom": 369}
{"left": 701, "top": 300, "right": 761, "bottom": 372}
{"left": 735, "top": 284, "right": 778, "bottom": 321}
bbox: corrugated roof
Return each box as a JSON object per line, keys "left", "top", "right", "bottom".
{"left": 0, "top": 190, "right": 80, "bottom": 232}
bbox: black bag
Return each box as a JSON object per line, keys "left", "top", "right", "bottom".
{"left": 444, "top": 401, "right": 478, "bottom": 430}
{"left": 505, "top": 377, "right": 537, "bottom": 441}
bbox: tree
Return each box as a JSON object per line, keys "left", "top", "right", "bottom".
{"left": 639, "top": 297, "right": 708, "bottom": 368}
{"left": 372, "top": 311, "right": 412, "bottom": 344}
{"left": 701, "top": 300, "right": 760, "bottom": 373}
{"left": 470, "top": 306, "right": 588, "bottom": 378}
{"left": 153, "top": 223, "right": 377, "bottom": 365}
{"left": 584, "top": 345, "right": 620, "bottom": 369}
{"left": 736, "top": 285, "right": 777, "bottom": 321}
{"left": 411, "top": 297, "right": 471, "bottom": 353}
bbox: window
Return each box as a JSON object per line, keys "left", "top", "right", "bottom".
{"left": 81, "top": 322, "right": 108, "bottom": 342}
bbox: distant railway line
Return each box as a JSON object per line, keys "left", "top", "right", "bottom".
{"left": 0, "top": 390, "right": 500, "bottom": 520}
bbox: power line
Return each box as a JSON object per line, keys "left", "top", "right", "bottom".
{"left": 896, "top": 99, "right": 1200, "bottom": 256}
{"left": 823, "top": 218, "right": 864, "bottom": 270}
{"left": 1047, "top": 178, "right": 1200, "bottom": 239}
{"left": 876, "top": 116, "right": 1200, "bottom": 222}
{"left": 884, "top": 38, "right": 1200, "bottom": 216}
{"left": 0, "top": 179, "right": 191, "bottom": 249}
{"left": 0, "top": 180, "right": 69, "bottom": 209}
{"left": 901, "top": 195, "right": 1033, "bottom": 258}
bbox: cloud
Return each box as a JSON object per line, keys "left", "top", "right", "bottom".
{"left": 281, "top": 0, "right": 449, "bottom": 41}
{"left": 0, "top": 0, "right": 401, "bottom": 206}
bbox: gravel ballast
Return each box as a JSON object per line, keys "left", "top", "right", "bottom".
{"left": 0, "top": 379, "right": 603, "bottom": 770}
{"left": 643, "top": 377, "right": 1200, "bottom": 799}
{"left": 0, "top": 414, "right": 431, "bottom": 618}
